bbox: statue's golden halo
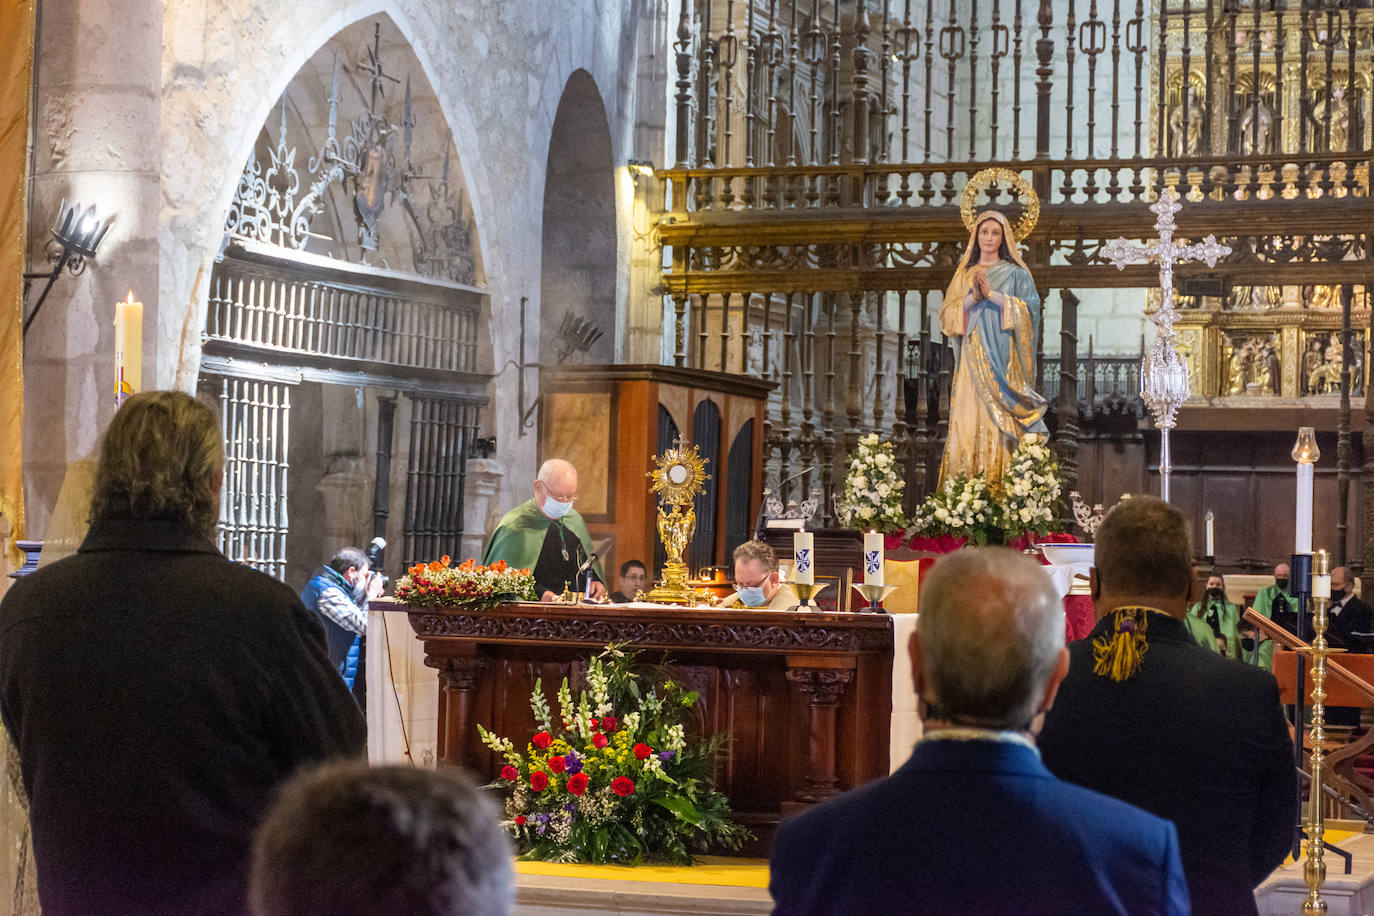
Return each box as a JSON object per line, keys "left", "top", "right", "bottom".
{"left": 960, "top": 167, "right": 1040, "bottom": 242}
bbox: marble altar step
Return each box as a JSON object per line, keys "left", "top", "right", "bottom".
{"left": 1258, "top": 828, "right": 1374, "bottom": 915}
{"left": 512, "top": 857, "right": 772, "bottom": 915}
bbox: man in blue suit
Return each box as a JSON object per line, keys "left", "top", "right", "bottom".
{"left": 768, "top": 548, "right": 1189, "bottom": 916}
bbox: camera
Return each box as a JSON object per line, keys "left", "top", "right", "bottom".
{"left": 366, "top": 537, "right": 390, "bottom": 590}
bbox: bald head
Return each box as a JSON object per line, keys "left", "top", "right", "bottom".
{"left": 534, "top": 459, "right": 578, "bottom": 518}
{"left": 914, "top": 548, "right": 1066, "bottom": 730}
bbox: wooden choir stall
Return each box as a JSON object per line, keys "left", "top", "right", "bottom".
{"left": 384, "top": 597, "right": 896, "bottom": 855}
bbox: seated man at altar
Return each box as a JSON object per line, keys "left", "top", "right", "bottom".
{"left": 1038, "top": 496, "right": 1296, "bottom": 916}
{"left": 482, "top": 458, "right": 605, "bottom": 603}
{"left": 610, "top": 559, "right": 648, "bottom": 603}
{"left": 769, "top": 548, "right": 1188, "bottom": 915}
{"left": 721, "top": 540, "right": 798, "bottom": 610}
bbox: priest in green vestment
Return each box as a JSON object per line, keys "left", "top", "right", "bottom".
{"left": 482, "top": 458, "right": 606, "bottom": 602}
{"left": 1244, "top": 562, "right": 1290, "bottom": 671}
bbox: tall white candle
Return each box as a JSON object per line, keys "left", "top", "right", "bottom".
{"left": 1295, "top": 463, "right": 1313, "bottom": 554}
{"left": 1204, "top": 511, "right": 1214, "bottom": 558}
{"left": 794, "top": 530, "right": 814, "bottom": 585}
{"left": 863, "top": 531, "right": 884, "bottom": 586}
{"left": 114, "top": 290, "right": 143, "bottom": 407}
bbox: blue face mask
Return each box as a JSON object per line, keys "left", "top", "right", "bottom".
{"left": 542, "top": 496, "right": 573, "bottom": 519}
{"left": 737, "top": 585, "right": 767, "bottom": 607}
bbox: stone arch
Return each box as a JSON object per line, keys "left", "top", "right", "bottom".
{"left": 539, "top": 69, "right": 617, "bottom": 365}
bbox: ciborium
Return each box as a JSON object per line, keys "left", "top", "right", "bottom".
{"left": 643, "top": 440, "right": 710, "bottom": 605}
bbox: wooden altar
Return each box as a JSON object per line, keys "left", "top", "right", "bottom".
{"left": 391, "top": 597, "right": 895, "bottom": 855}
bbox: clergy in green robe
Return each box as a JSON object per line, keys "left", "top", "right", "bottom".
{"left": 482, "top": 458, "right": 606, "bottom": 602}
{"left": 1186, "top": 574, "right": 1242, "bottom": 660}
{"left": 1244, "top": 562, "right": 1290, "bottom": 671}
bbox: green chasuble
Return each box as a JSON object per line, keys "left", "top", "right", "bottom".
{"left": 1185, "top": 599, "right": 1242, "bottom": 660}
{"left": 482, "top": 498, "right": 605, "bottom": 595}
{"left": 1247, "top": 584, "right": 1291, "bottom": 671}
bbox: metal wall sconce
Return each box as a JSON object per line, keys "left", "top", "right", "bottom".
{"left": 22, "top": 199, "right": 114, "bottom": 336}
{"left": 627, "top": 159, "right": 655, "bottom": 178}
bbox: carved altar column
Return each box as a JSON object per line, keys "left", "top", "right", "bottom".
{"left": 785, "top": 663, "right": 855, "bottom": 804}
{"left": 428, "top": 653, "right": 488, "bottom": 767}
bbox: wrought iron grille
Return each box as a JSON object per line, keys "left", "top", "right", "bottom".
{"left": 212, "top": 376, "right": 292, "bottom": 580}
{"left": 402, "top": 396, "right": 483, "bottom": 567}
{"left": 206, "top": 253, "right": 481, "bottom": 374}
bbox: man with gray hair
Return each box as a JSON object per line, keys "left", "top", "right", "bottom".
{"left": 483, "top": 457, "right": 605, "bottom": 602}
{"left": 769, "top": 548, "right": 1188, "bottom": 915}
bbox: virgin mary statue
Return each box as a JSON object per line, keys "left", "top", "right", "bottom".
{"left": 938, "top": 210, "right": 1048, "bottom": 484}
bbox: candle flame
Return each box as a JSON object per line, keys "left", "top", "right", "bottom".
{"left": 125, "top": 290, "right": 135, "bottom": 306}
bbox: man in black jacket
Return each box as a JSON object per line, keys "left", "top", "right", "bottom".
{"left": 1038, "top": 495, "right": 1297, "bottom": 916}
{"left": 0, "top": 391, "right": 365, "bottom": 916}
{"left": 1327, "top": 565, "right": 1373, "bottom": 652}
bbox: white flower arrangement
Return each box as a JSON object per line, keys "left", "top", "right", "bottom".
{"left": 908, "top": 434, "right": 1064, "bottom": 544}
{"left": 836, "top": 433, "right": 908, "bottom": 532}
{"left": 908, "top": 472, "right": 995, "bottom": 544}
{"left": 991, "top": 434, "right": 1062, "bottom": 539}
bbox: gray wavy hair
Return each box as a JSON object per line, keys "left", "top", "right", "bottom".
{"left": 917, "top": 548, "right": 1064, "bottom": 729}
{"left": 89, "top": 391, "right": 223, "bottom": 539}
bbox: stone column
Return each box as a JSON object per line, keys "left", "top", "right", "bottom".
{"left": 462, "top": 458, "right": 506, "bottom": 561}
{"left": 25, "top": 0, "right": 162, "bottom": 535}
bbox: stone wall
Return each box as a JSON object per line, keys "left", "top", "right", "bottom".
{"left": 24, "top": 0, "right": 670, "bottom": 534}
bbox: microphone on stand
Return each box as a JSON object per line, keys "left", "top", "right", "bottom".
{"left": 578, "top": 552, "right": 600, "bottom": 599}
{"left": 753, "top": 467, "right": 817, "bottom": 540}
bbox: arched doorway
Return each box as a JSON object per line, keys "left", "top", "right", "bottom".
{"left": 540, "top": 70, "right": 616, "bottom": 365}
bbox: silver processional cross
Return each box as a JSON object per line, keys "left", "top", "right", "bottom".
{"left": 1101, "top": 189, "right": 1231, "bottom": 503}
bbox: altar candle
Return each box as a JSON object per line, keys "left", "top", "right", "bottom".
{"left": 1204, "top": 511, "right": 1214, "bottom": 558}
{"left": 794, "top": 529, "right": 814, "bottom": 585}
{"left": 1292, "top": 427, "right": 1319, "bottom": 555}
{"left": 1295, "top": 463, "right": 1313, "bottom": 554}
{"left": 863, "top": 530, "right": 884, "bottom": 586}
{"left": 114, "top": 290, "right": 143, "bottom": 407}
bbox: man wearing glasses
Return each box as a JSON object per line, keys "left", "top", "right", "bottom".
{"left": 483, "top": 458, "right": 606, "bottom": 602}
{"left": 723, "top": 540, "right": 798, "bottom": 609}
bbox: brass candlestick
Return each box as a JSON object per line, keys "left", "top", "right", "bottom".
{"left": 853, "top": 583, "right": 899, "bottom": 613}
{"left": 1303, "top": 548, "right": 1334, "bottom": 916}
{"left": 791, "top": 581, "right": 830, "bottom": 611}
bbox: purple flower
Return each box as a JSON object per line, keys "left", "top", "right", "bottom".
{"left": 564, "top": 803, "right": 576, "bottom": 814}
{"left": 565, "top": 750, "right": 584, "bottom": 774}
{"left": 537, "top": 813, "right": 550, "bottom": 823}
{"left": 536, "top": 823, "right": 547, "bottom": 835}
{"left": 660, "top": 750, "right": 676, "bottom": 762}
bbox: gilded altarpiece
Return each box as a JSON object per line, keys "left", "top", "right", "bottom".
{"left": 1173, "top": 287, "right": 1369, "bottom": 402}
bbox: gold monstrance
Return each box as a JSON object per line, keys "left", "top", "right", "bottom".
{"left": 643, "top": 440, "right": 710, "bottom": 605}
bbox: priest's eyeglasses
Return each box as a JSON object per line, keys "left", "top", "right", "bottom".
{"left": 733, "top": 572, "right": 772, "bottom": 590}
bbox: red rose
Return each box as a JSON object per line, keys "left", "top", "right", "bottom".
{"left": 548, "top": 756, "right": 567, "bottom": 773}
{"left": 501, "top": 765, "right": 518, "bottom": 781}
{"left": 592, "top": 732, "right": 609, "bottom": 749}
{"left": 532, "top": 731, "right": 553, "bottom": 750}
{"left": 612, "top": 776, "right": 636, "bottom": 797}
{"left": 514, "top": 815, "right": 527, "bottom": 825}
{"left": 601, "top": 716, "right": 619, "bottom": 732}
{"left": 530, "top": 771, "right": 549, "bottom": 792}
{"left": 590, "top": 717, "right": 600, "bottom": 728}
{"left": 567, "top": 772, "right": 589, "bottom": 796}
{"left": 633, "top": 743, "right": 652, "bottom": 760}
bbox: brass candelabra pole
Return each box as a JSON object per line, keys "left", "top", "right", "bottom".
{"left": 1303, "top": 548, "right": 1333, "bottom": 916}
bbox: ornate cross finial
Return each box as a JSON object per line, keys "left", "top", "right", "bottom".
{"left": 1101, "top": 189, "right": 1231, "bottom": 501}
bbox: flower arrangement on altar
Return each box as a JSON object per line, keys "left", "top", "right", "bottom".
{"left": 394, "top": 556, "right": 536, "bottom": 608}
{"left": 835, "top": 433, "right": 907, "bottom": 532}
{"left": 906, "top": 434, "right": 1064, "bottom": 548}
{"left": 477, "top": 644, "right": 750, "bottom": 865}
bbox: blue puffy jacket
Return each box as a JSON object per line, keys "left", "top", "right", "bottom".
{"left": 300, "top": 566, "right": 363, "bottom": 689}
